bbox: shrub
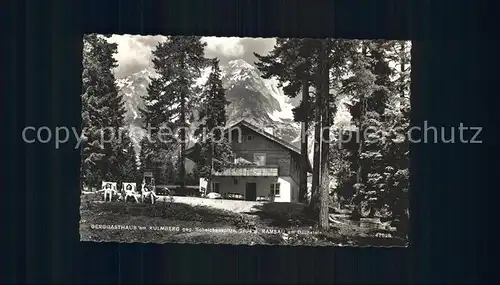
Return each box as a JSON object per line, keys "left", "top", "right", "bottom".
{"left": 233, "top": 215, "right": 257, "bottom": 231}
{"left": 285, "top": 232, "right": 320, "bottom": 246}
{"left": 251, "top": 202, "right": 315, "bottom": 228}
{"left": 94, "top": 199, "right": 241, "bottom": 225}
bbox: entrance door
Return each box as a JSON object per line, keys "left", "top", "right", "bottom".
{"left": 245, "top": 183, "right": 257, "bottom": 201}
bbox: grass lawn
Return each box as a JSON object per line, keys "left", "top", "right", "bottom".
{"left": 80, "top": 193, "right": 407, "bottom": 246}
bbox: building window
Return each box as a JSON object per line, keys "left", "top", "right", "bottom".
{"left": 211, "top": 182, "right": 220, "bottom": 193}
{"left": 247, "top": 135, "right": 254, "bottom": 141}
{"left": 270, "top": 183, "right": 280, "bottom": 196}
{"left": 253, "top": 153, "right": 266, "bottom": 166}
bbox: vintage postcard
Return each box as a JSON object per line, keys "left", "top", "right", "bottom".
{"left": 79, "top": 34, "right": 410, "bottom": 246}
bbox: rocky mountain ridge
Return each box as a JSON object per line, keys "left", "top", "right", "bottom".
{"left": 116, "top": 59, "right": 352, "bottom": 164}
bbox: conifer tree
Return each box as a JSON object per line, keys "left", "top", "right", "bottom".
{"left": 380, "top": 99, "right": 409, "bottom": 236}
{"left": 378, "top": 41, "right": 411, "bottom": 236}
{"left": 353, "top": 41, "right": 401, "bottom": 218}
{"left": 144, "top": 36, "right": 207, "bottom": 190}
{"left": 81, "top": 35, "right": 105, "bottom": 189}
{"left": 81, "top": 34, "right": 126, "bottom": 188}
{"left": 138, "top": 75, "right": 173, "bottom": 179}
{"left": 335, "top": 40, "right": 411, "bottom": 223}
{"left": 340, "top": 40, "right": 378, "bottom": 220}
{"left": 193, "top": 59, "right": 233, "bottom": 194}
{"left": 356, "top": 41, "right": 394, "bottom": 216}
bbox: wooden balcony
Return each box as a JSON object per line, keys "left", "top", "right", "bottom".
{"left": 213, "top": 165, "right": 279, "bottom": 177}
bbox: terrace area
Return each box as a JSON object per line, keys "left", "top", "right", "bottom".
{"left": 212, "top": 165, "right": 279, "bottom": 177}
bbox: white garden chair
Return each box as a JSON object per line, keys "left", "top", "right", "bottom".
{"left": 122, "top": 182, "right": 140, "bottom": 203}
{"left": 100, "top": 181, "right": 118, "bottom": 202}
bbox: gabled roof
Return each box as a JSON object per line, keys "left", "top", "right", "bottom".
{"left": 227, "top": 119, "right": 301, "bottom": 154}
{"left": 186, "top": 119, "right": 313, "bottom": 173}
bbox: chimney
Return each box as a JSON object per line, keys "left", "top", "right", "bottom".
{"left": 264, "top": 126, "right": 274, "bottom": 136}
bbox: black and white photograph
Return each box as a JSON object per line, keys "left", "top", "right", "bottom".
{"left": 79, "top": 34, "right": 411, "bottom": 246}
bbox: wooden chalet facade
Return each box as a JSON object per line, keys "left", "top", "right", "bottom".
{"left": 186, "top": 120, "right": 312, "bottom": 203}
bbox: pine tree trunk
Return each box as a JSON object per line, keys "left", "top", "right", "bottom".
{"left": 356, "top": 129, "right": 363, "bottom": 184}
{"left": 309, "top": 92, "right": 322, "bottom": 213}
{"left": 179, "top": 59, "right": 186, "bottom": 191}
{"left": 318, "top": 40, "right": 330, "bottom": 230}
{"left": 299, "top": 77, "right": 309, "bottom": 204}
{"left": 206, "top": 142, "right": 213, "bottom": 195}
{"left": 368, "top": 206, "right": 375, "bottom": 218}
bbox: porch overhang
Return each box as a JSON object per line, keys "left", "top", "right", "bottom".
{"left": 213, "top": 165, "right": 279, "bottom": 177}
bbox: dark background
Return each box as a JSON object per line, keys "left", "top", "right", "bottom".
{"left": 2, "top": 0, "right": 492, "bottom": 283}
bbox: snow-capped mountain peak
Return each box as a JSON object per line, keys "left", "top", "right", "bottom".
{"left": 221, "top": 59, "right": 296, "bottom": 123}
{"left": 227, "top": 58, "right": 254, "bottom": 70}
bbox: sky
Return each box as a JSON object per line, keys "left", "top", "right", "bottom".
{"left": 107, "top": 35, "right": 276, "bottom": 78}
